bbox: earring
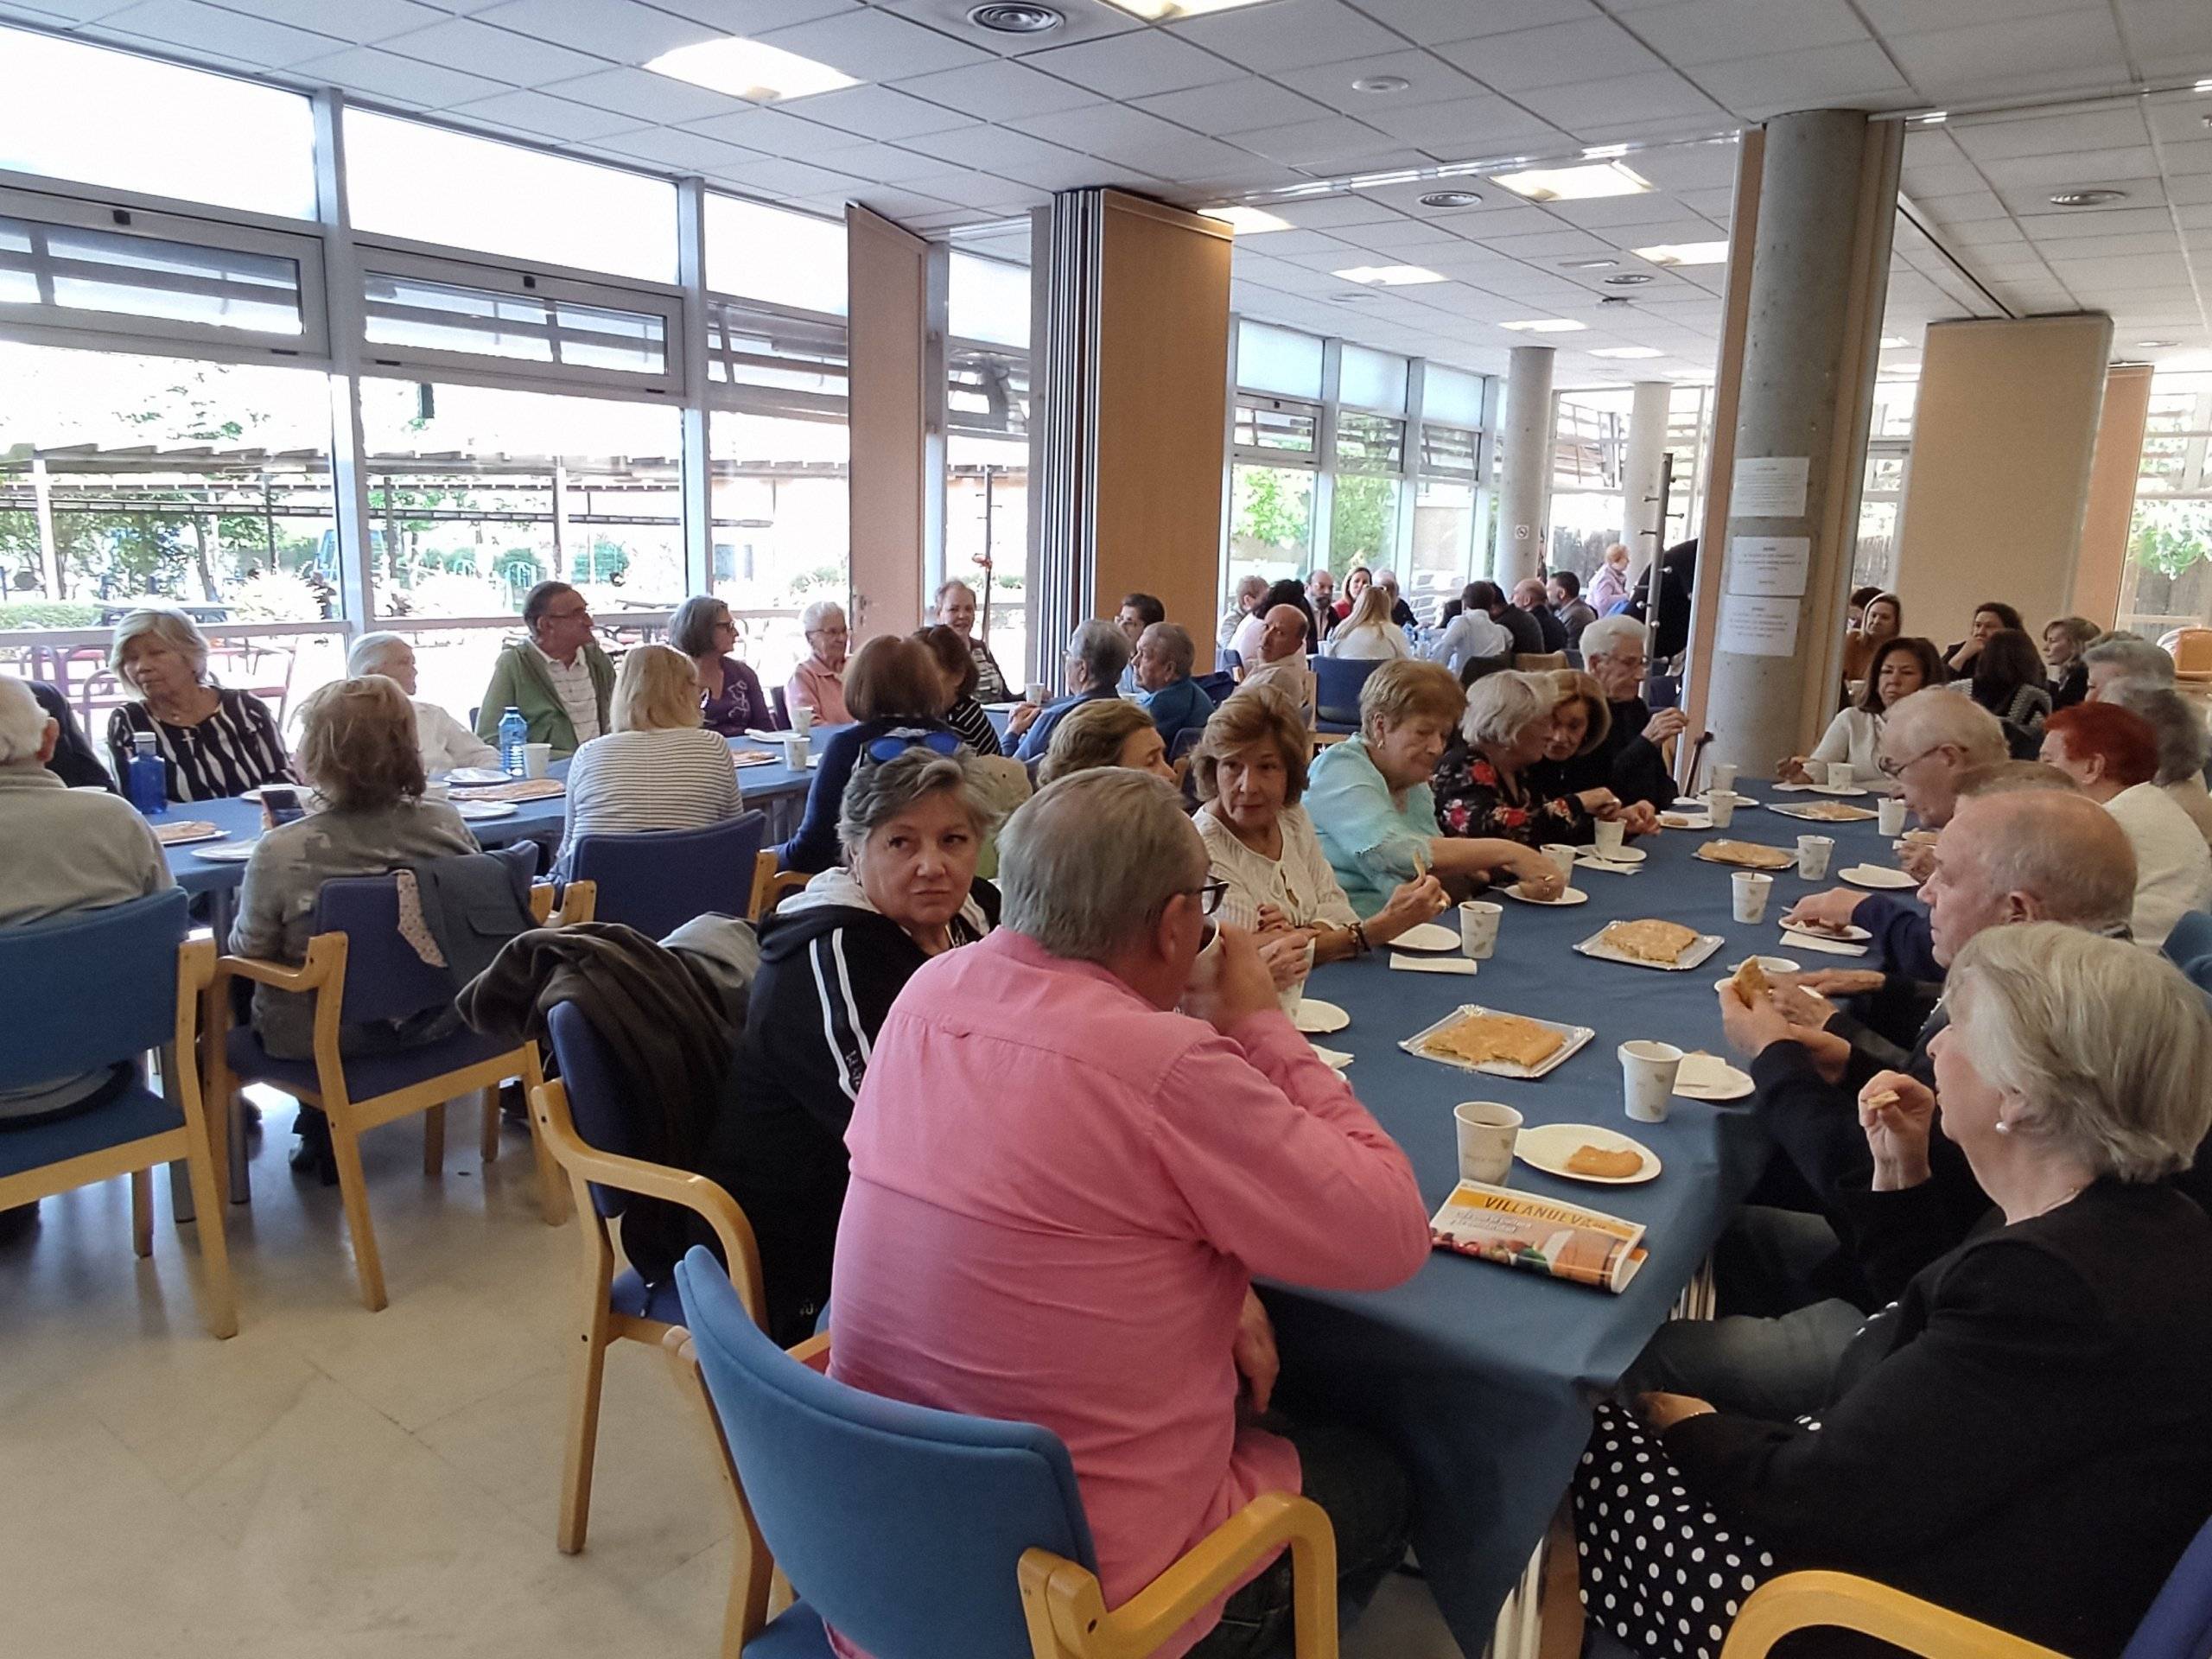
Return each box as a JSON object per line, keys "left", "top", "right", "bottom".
{"left": 1993, "top": 1119, "right": 2012, "bottom": 1135}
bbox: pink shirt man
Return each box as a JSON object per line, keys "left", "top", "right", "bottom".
{"left": 785, "top": 656, "right": 849, "bottom": 726}
{"left": 830, "top": 928, "right": 1430, "bottom": 1657}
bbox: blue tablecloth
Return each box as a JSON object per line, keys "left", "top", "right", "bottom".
{"left": 1262, "top": 801, "right": 1904, "bottom": 1655}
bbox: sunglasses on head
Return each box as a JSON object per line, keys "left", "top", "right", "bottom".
{"left": 864, "top": 728, "right": 963, "bottom": 764}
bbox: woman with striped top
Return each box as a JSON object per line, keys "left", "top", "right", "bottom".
{"left": 914, "top": 622, "right": 1002, "bottom": 758}
{"left": 103, "top": 608, "right": 296, "bottom": 802}
{"left": 552, "top": 644, "right": 743, "bottom": 880}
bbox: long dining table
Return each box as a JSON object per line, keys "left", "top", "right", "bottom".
{"left": 1260, "top": 795, "right": 1904, "bottom": 1657}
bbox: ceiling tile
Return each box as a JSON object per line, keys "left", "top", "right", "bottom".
{"left": 700, "top": 154, "right": 869, "bottom": 197}
{"left": 893, "top": 57, "right": 1109, "bottom": 118}
{"left": 1131, "top": 75, "right": 1329, "bottom": 132}
{"left": 595, "top": 125, "right": 765, "bottom": 170}
{"left": 1010, "top": 101, "right": 1245, "bottom": 175}
{"left": 1975, "top": 145, "right": 2158, "bottom": 189}
{"left": 539, "top": 63, "right": 753, "bottom": 122}
{"left": 1951, "top": 106, "right": 2150, "bottom": 161}
{"left": 1512, "top": 69, "right": 1723, "bottom": 128}
{"left": 445, "top": 87, "right": 651, "bottom": 140}
{"left": 1880, "top": 9, "right": 2128, "bottom": 102}
{"left": 1220, "top": 113, "right": 1407, "bottom": 167}
{"left": 215, "top": 0, "right": 447, "bottom": 44}
{"left": 1268, "top": 194, "right": 1420, "bottom": 228}
{"left": 99, "top": 0, "right": 338, "bottom": 63}
{"left": 1353, "top": 0, "right": 1596, "bottom": 47}
{"left": 1624, "top": 0, "right": 1872, "bottom": 65}
{"left": 1903, "top": 161, "right": 1993, "bottom": 198}
{"left": 289, "top": 44, "right": 510, "bottom": 105}
{"left": 756, "top": 8, "right": 991, "bottom": 79}
{"left": 897, "top": 168, "right": 1040, "bottom": 208}
{"left": 800, "top": 138, "right": 961, "bottom": 181}
{"left": 647, "top": 0, "right": 859, "bottom": 30}
{"left": 381, "top": 16, "right": 607, "bottom": 82}
{"left": 467, "top": 0, "right": 714, "bottom": 63}
{"left": 1344, "top": 217, "right": 1473, "bottom": 250}
{"left": 2161, "top": 141, "right": 2212, "bottom": 178}
{"left": 682, "top": 105, "right": 878, "bottom": 156}
{"left": 874, "top": 0, "right": 1144, "bottom": 57}
{"left": 1622, "top": 137, "right": 1741, "bottom": 191}
{"left": 2014, "top": 205, "right": 2178, "bottom": 238}
{"left": 1438, "top": 16, "right": 1666, "bottom": 90}
{"left": 897, "top": 123, "right": 1109, "bottom": 190}
{"left": 1541, "top": 189, "right": 1705, "bottom": 227}
{"left": 1684, "top": 42, "right": 1911, "bottom": 117}
{"left": 1270, "top": 50, "right": 1489, "bottom": 116}
{"left": 1017, "top": 28, "right": 1242, "bottom": 99}
{"left": 2120, "top": 0, "right": 2212, "bottom": 73}
{"left": 785, "top": 83, "right": 979, "bottom": 139}
{"left": 1164, "top": 0, "right": 1402, "bottom": 74}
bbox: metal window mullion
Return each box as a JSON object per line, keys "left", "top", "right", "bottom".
{"left": 1395, "top": 359, "right": 1423, "bottom": 571}
{"left": 677, "top": 177, "right": 712, "bottom": 597}
{"left": 923, "top": 238, "right": 949, "bottom": 608}
{"left": 314, "top": 88, "right": 375, "bottom": 632}
{"left": 1314, "top": 338, "right": 1341, "bottom": 566}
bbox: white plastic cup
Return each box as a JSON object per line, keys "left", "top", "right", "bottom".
{"left": 1592, "top": 818, "right": 1626, "bottom": 859}
{"left": 1878, "top": 797, "right": 1907, "bottom": 836}
{"left": 423, "top": 780, "right": 450, "bottom": 803}
{"left": 1454, "top": 1102, "right": 1523, "bottom": 1185}
{"left": 1618, "top": 1040, "right": 1684, "bottom": 1124}
{"left": 1541, "top": 842, "right": 1576, "bottom": 877}
{"left": 791, "top": 704, "right": 815, "bottom": 736}
{"left": 1275, "top": 938, "right": 1317, "bottom": 1015}
{"left": 1711, "top": 760, "right": 1738, "bottom": 795}
{"left": 521, "top": 742, "right": 552, "bottom": 779}
{"left": 782, "top": 731, "right": 810, "bottom": 769}
{"left": 1026, "top": 681, "right": 1049, "bottom": 707}
{"left": 1732, "top": 870, "right": 1774, "bottom": 924}
{"left": 1796, "top": 835, "right": 1835, "bottom": 880}
{"left": 1458, "top": 899, "right": 1502, "bottom": 960}
{"left": 1707, "top": 791, "right": 1737, "bottom": 828}
{"left": 1825, "top": 760, "right": 1854, "bottom": 790}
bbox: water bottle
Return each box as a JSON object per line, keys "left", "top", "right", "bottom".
{"left": 126, "top": 732, "right": 168, "bottom": 817}
{"left": 497, "top": 707, "right": 528, "bottom": 776}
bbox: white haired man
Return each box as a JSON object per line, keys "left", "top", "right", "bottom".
{"left": 1577, "top": 613, "right": 1686, "bottom": 809}
{"left": 1010, "top": 618, "right": 1133, "bottom": 763}
{"left": 2083, "top": 634, "right": 2175, "bottom": 702}
{"left": 1133, "top": 621, "right": 1215, "bottom": 753}
{"left": 348, "top": 632, "right": 498, "bottom": 773}
{"left": 828, "top": 770, "right": 1430, "bottom": 1659}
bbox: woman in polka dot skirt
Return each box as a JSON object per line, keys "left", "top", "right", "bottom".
{"left": 1571, "top": 926, "right": 2212, "bottom": 1659}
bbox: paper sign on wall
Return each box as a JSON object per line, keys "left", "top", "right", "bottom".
{"left": 1726, "top": 536, "right": 1810, "bottom": 598}
{"left": 1719, "top": 593, "right": 1801, "bottom": 658}
{"left": 1732, "top": 456, "right": 1809, "bottom": 518}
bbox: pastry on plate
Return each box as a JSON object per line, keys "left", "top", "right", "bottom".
{"left": 1566, "top": 1144, "right": 1644, "bottom": 1179}
{"left": 1730, "top": 957, "right": 1772, "bottom": 1005}
{"left": 1599, "top": 918, "right": 1702, "bottom": 965}
{"left": 1428, "top": 1011, "right": 1567, "bottom": 1071}
{"left": 1793, "top": 800, "right": 1876, "bottom": 821}
{"left": 1694, "top": 839, "right": 1796, "bottom": 870}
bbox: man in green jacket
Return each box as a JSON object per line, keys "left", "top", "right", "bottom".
{"left": 474, "top": 580, "right": 616, "bottom": 758}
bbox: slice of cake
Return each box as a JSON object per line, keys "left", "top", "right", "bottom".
{"left": 1600, "top": 918, "right": 1702, "bottom": 965}
{"left": 1429, "top": 1011, "right": 1567, "bottom": 1071}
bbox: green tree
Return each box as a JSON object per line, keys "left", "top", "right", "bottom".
{"left": 1328, "top": 474, "right": 1395, "bottom": 569}
{"left": 2130, "top": 499, "right": 2212, "bottom": 580}
{"left": 1234, "top": 467, "right": 1307, "bottom": 554}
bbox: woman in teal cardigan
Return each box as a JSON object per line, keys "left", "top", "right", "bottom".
{"left": 472, "top": 582, "right": 616, "bottom": 757}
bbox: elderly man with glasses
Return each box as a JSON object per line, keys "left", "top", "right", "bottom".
{"left": 474, "top": 579, "right": 614, "bottom": 758}
{"left": 1575, "top": 613, "right": 1686, "bottom": 809}
{"left": 1011, "top": 618, "right": 1135, "bottom": 764}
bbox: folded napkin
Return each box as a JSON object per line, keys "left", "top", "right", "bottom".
{"left": 1574, "top": 856, "right": 1641, "bottom": 876}
{"left": 1390, "top": 953, "right": 1478, "bottom": 975}
{"left": 1307, "top": 1043, "right": 1353, "bottom": 1070}
{"left": 1781, "top": 929, "right": 1872, "bottom": 957}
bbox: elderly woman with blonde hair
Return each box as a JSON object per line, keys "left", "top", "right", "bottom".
{"left": 1036, "top": 697, "right": 1173, "bottom": 785}
{"left": 1580, "top": 923, "right": 2212, "bottom": 1659}
{"left": 1433, "top": 670, "right": 1633, "bottom": 847}
{"left": 1527, "top": 669, "right": 1658, "bottom": 837}
{"left": 553, "top": 643, "right": 742, "bottom": 878}
{"left": 105, "top": 606, "right": 294, "bottom": 801}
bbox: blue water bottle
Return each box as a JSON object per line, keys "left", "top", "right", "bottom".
{"left": 126, "top": 732, "right": 168, "bottom": 817}
{"left": 497, "top": 706, "right": 528, "bottom": 776}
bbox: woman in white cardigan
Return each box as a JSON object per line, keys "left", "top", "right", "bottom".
{"left": 2041, "top": 700, "right": 2212, "bottom": 950}
{"left": 1322, "top": 584, "right": 1412, "bottom": 662}
{"left": 1777, "top": 636, "right": 1943, "bottom": 785}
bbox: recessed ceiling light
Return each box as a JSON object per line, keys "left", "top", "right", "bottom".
{"left": 966, "top": 2, "right": 1065, "bottom": 32}
{"left": 1632, "top": 240, "right": 1729, "bottom": 265}
{"left": 1100, "top": 0, "right": 1275, "bottom": 17}
{"left": 1589, "top": 346, "right": 1664, "bottom": 359}
{"left": 1880, "top": 336, "right": 1911, "bottom": 348}
{"left": 1604, "top": 272, "right": 1655, "bottom": 286}
{"left": 1491, "top": 162, "right": 1652, "bottom": 200}
{"left": 1346, "top": 168, "right": 1421, "bottom": 189}
{"left": 2048, "top": 188, "right": 2126, "bottom": 207}
{"left": 1561, "top": 257, "right": 1619, "bottom": 269}
{"left": 1420, "top": 189, "right": 1483, "bottom": 209}
{"left": 1352, "top": 74, "right": 1410, "bottom": 94}
{"left": 1202, "top": 205, "right": 1294, "bottom": 234}
{"left": 1335, "top": 264, "right": 1446, "bottom": 285}
{"left": 2196, "top": 77, "right": 2212, "bottom": 92}
{"left": 1501, "top": 318, "right": 1587, "bottom": 332}
{"left": 645, "top": 36, "right": 856, "bottom": 102}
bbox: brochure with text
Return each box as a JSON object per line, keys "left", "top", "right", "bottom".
{"left": 1429, "top": 1181, "right": 1647, "bottom": 1293}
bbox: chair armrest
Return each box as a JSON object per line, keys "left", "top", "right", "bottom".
{"left": 1021, "top": 1491, "right": 1337, "bottom": 1659}
{"left": 551, "top": 880, "right": 596, "bottom": 925}
{"left": 786, "top": 1332, "right": 830, "bottom": 1373}
{"left": 212, "top": 939, "right": 339, "bottom": 994}
{"left": 1718, "top": 1573, "right": 2069, "bottom": 1659}
{"left": 748, "top": 850, "right": 808, "bottom": 920}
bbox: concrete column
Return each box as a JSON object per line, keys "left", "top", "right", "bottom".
{"left": 1621, "top": 379, "right": 1670, "bottom": 575}
{"left": 1703, "top": 110, "right": 1900, "bottom": 772}
{"left": 1497, "top": 345, "right": 1553, "bottom": 585}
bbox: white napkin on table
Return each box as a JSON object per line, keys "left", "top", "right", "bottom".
{"left": 1574, "top": 855, "right": 1641, "bottom": 876}
{"left": 1782, "top": 929, "right": 1872, "bottom": 957}
{"left": 1389, "top": 953, "right": 1478, "bottom": 975}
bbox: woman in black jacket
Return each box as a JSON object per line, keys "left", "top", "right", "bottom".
{"left": 777, "top": 633, "right": 962, "bottom": 874}
{"left": 703, "top": 744, "right": 1000, "bottom": 1344}
{"left": 1576, "top": 924, "right": 2212, "bottom": 1659}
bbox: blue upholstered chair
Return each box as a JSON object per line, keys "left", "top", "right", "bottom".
{"left": 2160, "top": 909, "right": 2212, "bottom": 1000}
{"left": 534, "top": 1000, "right": 762, "bottom": 1566}
{"left": 571, "top": 810, "right": 768, "bottom": 942}
{"left": 1216, "top": 647, "right": 1243, "bottom": 675}
{"left": 0, "top": 891, "right": 235, "bottom": 1338}
{"left": 671, "top": 1247, "right": 1341, "bottom": 1659}
{"left": 1313, "top": 656, "right": 1383, "bottom": 734}
{"left": 204, "top": 842, "right": 568, "bottom": 1311}
{"left": 1192, "top": 671, "right": 1237, "bottom": 703}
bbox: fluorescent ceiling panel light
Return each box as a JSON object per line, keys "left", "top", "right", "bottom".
{"left": 1588, "top": 346, "right": 1663, "bottom": 358}
{"left": 1911, "top": 110, "right": 1947, "bottom": 124}
{"left": 1490, "top": 162, "right": 1651, "bottom": 200}
{"left": 1101, "top": 0, "right": 1275, "bottom": 18}
{"left": 1583, "top": 143, "right": 1630, "bottom": 159}
{"left": 645, "top": 36, "right": 856, "bottom": 102}
{"left": 1347, "top": 168, "right": 1421, "bottom": 188}
{"left": 1202, "top": 206, "right": 1294, "bottom": 233}
{"left": 1632, "top": 240, "right": 1729, "bottom": 265}
{"left": 1334, "top": 264, "right": 1446, "bottom": 285}
{"left": 1501, "top": 318, "right": 1586, "bottom": 332}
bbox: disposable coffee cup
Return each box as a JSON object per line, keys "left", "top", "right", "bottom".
{"left": 791, "top": 704, "right": 814, "bottom": 736}
{"left": 1454, "top": 1102, "right": 1523, "bottom": 1186}
{"left": 1541, "top": 842, "right": 1576, "bottom": 877}
{"left": 1825, "top": 760, "right": 1854, "bottom": 789}
{"left": 1592, "top": 818, "right": 1626, "bottom": 859}
{"left": 1796, "top": 835, "right": 1834, "bottom": 880}
{"left": 1878, "top": 797, "right": 1907, "bottom": 836}
{"left": 423, "top": 781, "right": 450, "bottom": 803}
{"left": 1275, "top": 938, "right": 1317, "bottom": 1016}
{"left": 1732, "top": 870, "right": 1773, "bottom": 924}
{"left": 521, "top": 742, "right": 552, "bottom": 779}
{"left": 782, "top": 731, "right": 810, "bottom": 769}
{"left": 1711, "top": 760, "right": 1738, "bottom": 795}
{"left": 1458, "top": 899, "right": 1502, "bottom": 960}
{"left": 1026, "top": 681, "right": 1049, "bottom": 707}
{"left": 1618, "top": 1040, "right": 1684, "bottom": 1124}
{"left": 1707, "top": 791, "right": 1736, "bottom": 829}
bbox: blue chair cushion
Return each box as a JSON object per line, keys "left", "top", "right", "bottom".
{"left": 226, "top": 1022, "right": 520, "bottom": 1104}
{"left": 0, "top": 1082, "right": 182, "bottom": 1181}
{"left": 744, "top": 1600, "right": 832, "bottom": 1658}
{"left": 610, "top": 1266, "right": 685, "bottom": 1325}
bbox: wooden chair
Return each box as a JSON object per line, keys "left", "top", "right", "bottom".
{"left": 1514, "top": 652, "right": 1569, "bottom": 672}
{"left": 1719, "top": 1573, "right": 2067, "bottom": 1658}
{"left": 0, "top": 891, "right": 236, "bottom": 1338}
{"left": 748, "top": 850, "right": 809, "bottom": 919}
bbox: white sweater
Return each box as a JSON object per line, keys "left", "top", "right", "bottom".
{"left": 554, "top": 726, "right": 744, "bottom": 876}
{"left": 414, "top": 698, "right": 499, "bottom": 772}
{"left": 1324, "top": 620, "right": 1411, "bottom": 661}
{"left": 1806, "top": 707, "right": 1886, "bottom": 783}
{"left": 2104, "top": 782, "right": 2212, "bottom": 950}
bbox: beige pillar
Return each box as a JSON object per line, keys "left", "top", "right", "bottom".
{"left": 2073, "top": 363, "right": 2154, "bottom": 628}
{"left": 846, "top": 205, "right": 929, "bottom": 639}
{"left": 1893, "top": 315, "right": 2113, "bottom": 645}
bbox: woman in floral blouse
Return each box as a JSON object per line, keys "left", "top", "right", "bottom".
{"left": 1434, "top": 669, "right": 1624, "bottom": 846}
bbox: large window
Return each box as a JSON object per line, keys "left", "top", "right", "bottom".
{"left": 2117, "top": 370, "right": 2212, "bottom": 639}
{"left": 708, "top": 195, "right": 847, "bottom": 316}
{"left": 946, "top": 248, "right": 1030, "bottom": 682}
{"left": 1230, "top": 465, "right": 1315, "bottom": 581}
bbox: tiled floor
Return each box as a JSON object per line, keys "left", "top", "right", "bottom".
{"left": 0, "top": 1097, "right": 1464, "bottom": 1658}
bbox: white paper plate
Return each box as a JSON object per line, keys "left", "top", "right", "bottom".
{"left": 154, "top": 824, "right": 226, "bottom": 846}
{"left": 1693, "top": 791, "right": 1760, "bottom": 810}
{"left": 1503, "top": 884, "right": 1588, "bottom": 906}
{"left": 1582, "top": 844, "right": 1647, "bottom": 866}
{"left": 1840, "top": 863, "right": 1917, "bottom": 890}
{"left": 445, "top": 766, "right": 510, "bottom": 785}
{"left": 1401, "top": 1005, "right": 1594, "bottom": 1079}
{"left": 1674, "top": 1052, "right": 1755, "bottom": 1102}
{"left": 1767, "top": 802, "right": 1880, "bottom": 824}
{"left": 1780, "top": 920, "right": 1871, "bottom": 944}
{"left": 1307, "top": 1042, "right": 1352, "bottom": 1070}
{"left": 1516, "top": 1122, "right": 1661, "bottom": 1185}
{"left": 1729, "top": 954, "right": 1802, "bottom": 976}
{"left": 455, "top": 800, "right": 518, "bottom": 821}
{"left": 1390, "top": 920, "right": 1460, "bottom": 952}
{"left": 190, "top": 841, "right": 258, "bottom": 861}
{"left": 1657, "top": 811, "right": 1713, "bottom": 831}
{"left": 1292, "top": 997, "right": 1350, "bottom": 1035}
{"left": 1575, "top": 927, "right": 1724, "bottom": 972}
{"left": 1811, "top": 783, "right": 1872, "bottom": 798}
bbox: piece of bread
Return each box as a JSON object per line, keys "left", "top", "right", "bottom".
{"left": 1428, "top": 1011, "right": 1567, "bottom": 1071}
{"left": 1566, "top": 1144, "right": 1644, "bottom": 1179}
{"left": 1694, "top": 839, "right": 1796, "bottom": 870}
{"left": 1731, "top": 957, "right": 1771, "bottom": 1005}
{"left": 1601, "top": 918, "right": 1702, "bottom": 964}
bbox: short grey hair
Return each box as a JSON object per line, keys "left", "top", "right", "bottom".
{"left": 2103, "top": 683, "right": 2208, "bottom": 785}
{"left": 1235, "top": 574, "right": 1268, "bottom": 604}
{"left": 1578, "top": 613, "right": 1648, "bottom": 664}
{"left": 669, "top": 594, "right": 731, "bottom": 658}
{"left": 998, "top": 769, "right": 1207, "bottom": 964}
{"left": 346, "top": 631, "right": 410, "bottom": 678}
{"left": 801, "top": 599, "right": 846, "bottom": 635}
{"left": 836, "top": 745, "right": 1001, "bottom": 861}
{"left": 1885, "top": 686, "right": 2006, "bottom": 767}
{"left": 1463, "top": 669, "right": 1554, "bottom": 748}
{"left": 1068, "top": 617, "right": 1132, "bottom": 691}
{"left": 0, "top": 677, "right": 51, "bottom": 765}
{"left": 2084, "top": 635, "right": 2174, "bottom": 685}
{"left": 1141, "top": 621, "right": 1195, "bottom": 678}
{"left": 1948, "top": 921, "right": 2212, "bottom": 1182}
{"left": 108, "top": 607, "right": 209, "bottom": 683}
{"left": 1956, "top": 790, "right": 2136, "bottom": 931}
